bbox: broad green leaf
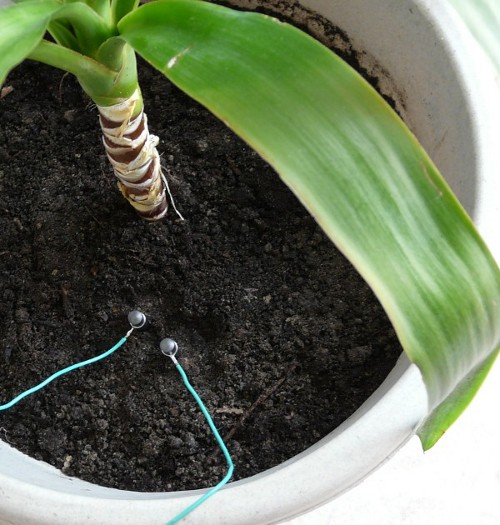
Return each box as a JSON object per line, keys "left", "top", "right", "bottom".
{"left": 119, "top": 0, "right": 500, "bottom": 448}
{"left": 0, "top": 0, "right": 62, "bottom": 86}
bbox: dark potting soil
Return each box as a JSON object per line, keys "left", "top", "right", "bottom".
{"left": 0, "top": 42, "right": 402, "bottom": 491}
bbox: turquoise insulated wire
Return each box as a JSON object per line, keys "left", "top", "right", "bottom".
{"left": 0, "top": 336, "right": 128, "bottom": 411}
{"left": 167, "top": 363, "right": 234, "bottom": 525}
{"left": 0, "top": 329, "right": 234, "bottom": 524}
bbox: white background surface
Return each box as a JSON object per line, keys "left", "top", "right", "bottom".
{"left": 286, "top": 355, "right": 500, "bottom": 525}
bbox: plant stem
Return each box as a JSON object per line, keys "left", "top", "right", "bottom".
{"left": 28, "top": 26, "right": 164, "bottom": 219}
{"left": 28, "top": 40, "right": 116, "bottom": 93}
{"left": 96, "top": 36, "right": 128, "bottom": 70}
{"left": 28, "top": 40, "right": 140, "bottom": 105}
{"left": 97, "top": 91, "right": 169, "bottom": 220}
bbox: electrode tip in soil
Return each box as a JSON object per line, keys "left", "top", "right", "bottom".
{"left": 128, "top": 310, "right": 147, "bottom": 329}
{"left": 160, "top": 338, "right": 178, "bottom": 357}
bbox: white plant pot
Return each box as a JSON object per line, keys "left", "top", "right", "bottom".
{"left": 0, "top": 0, "right": 498, "bottom": 524}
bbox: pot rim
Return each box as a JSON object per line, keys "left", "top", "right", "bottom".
{"left": 1, "top": 0, "right": 497, "bottom": 523}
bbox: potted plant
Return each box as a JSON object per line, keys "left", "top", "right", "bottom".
{"left": 0, "top": 0, "right": 498, "bottom": 524}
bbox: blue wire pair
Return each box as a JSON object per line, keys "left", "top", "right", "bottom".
{"left": 0, "top": 320, "right": 234, "bottom": 524}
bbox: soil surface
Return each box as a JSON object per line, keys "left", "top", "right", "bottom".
{"left": 0, "top": 49, "right": 401, "bottom": 490}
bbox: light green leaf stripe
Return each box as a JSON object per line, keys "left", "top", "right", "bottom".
{"left": 449, "top": 0, "right": 500, "bottom": 73}
{"left": 119, "top": 0, "right": 500, "bottom": 447}
{"left": 0, "top": 0, "right": 62, "bottom": 86}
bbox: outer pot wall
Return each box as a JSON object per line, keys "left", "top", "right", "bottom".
{"left": 0, "top": 0, "right": 498, "bottom": 524}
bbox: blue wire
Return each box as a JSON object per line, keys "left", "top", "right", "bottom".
{"left": 167, "top": 363, "right": 234, "bottom": 525}
{"left": 0, "top": 333, "right": 233, "bottom": 524}
{"left": 0, "top": 337, "right": 128, "bottom": 412}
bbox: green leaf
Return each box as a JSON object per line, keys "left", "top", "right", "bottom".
{"left": 0, "top": 0, "right": 132, "bottom": 104}
{"left": 0, "top": 0, "right": 62, "bottom": 86}
{"left": 47, "top": 19, "right": 81, "bottom": 51}
{"left": 84, "top": 0, "right": 112, "bottom": 22}
{"left": 120, "top": 0, "right": 500, "bottom": 447}
{"left": 111, "top": 0, "right": 140, "bottom": 25}
{"left": 51, "top": 2, "right": 112, "bottom": 56}
{"left": 418, "top": 347, "right": 500, "bottom": 449}
{"left": 0, "top": 0, "right": 114, "bottom": 75}
{"left": 27, "top": 40, "right": 131, "bottom": 105}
